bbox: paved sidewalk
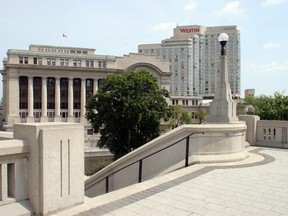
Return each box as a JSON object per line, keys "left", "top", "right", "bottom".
{"left": 57, "top": 147, "right": 288, "bottom": 216}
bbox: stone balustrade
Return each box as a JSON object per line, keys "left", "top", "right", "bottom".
{"left": 239, "top": 115, "right": 288, "bottom": 149}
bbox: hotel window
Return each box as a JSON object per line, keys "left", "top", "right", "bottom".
{"left": 98, "top": 61, "right": 102, "bottom": 68}
{"left": 77, "top": 60, "right": 81, "bottom": 67}
{"left": 65, "top": 59, "right": 69, "bottom": 66}
{"left": 103, "top": 61, "right": 106, "bottom": 68}
{"left": 24, "top": 57, "right": 28, "bottom": 64}
{"left": 60, "top": 59, "right": 64, "bottom": 66}
{"left": 38, "top": 58, "right": 42, "bottom": 65}
{"left": 52, "top": 58, "right": 56, "bottom": 66}
{"left": 73, "top": 60, "right": 77, "bottom": 67}
{"left": 19, "top": 57, "right": 23, "bottom": 64}
{"left": 33, "top": 57, "right": 38, "bottom": 65}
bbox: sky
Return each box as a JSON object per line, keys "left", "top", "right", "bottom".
{"left": 0, "top": 0, "right": 287, "bottom": 98}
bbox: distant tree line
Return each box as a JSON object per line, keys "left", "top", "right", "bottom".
{"left": 244, "top": 91, "right": 288, "bottom": 120}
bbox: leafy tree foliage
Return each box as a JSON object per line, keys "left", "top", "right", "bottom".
{"left": 195, "top": 107, "right": 208, "bottom": 124}
{"left": 168, "top": 105, "right": 192, "bottom": 129}
{"left": 86, "top": 70, "right": 170, "bottom": 160}
{"left": 244, "top": 91, "right": 288, "bottom": 120}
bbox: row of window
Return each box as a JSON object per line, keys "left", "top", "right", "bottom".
{"left": 19, "top": 56, "right": 107, "bottom": 68}
{"left": 38, "top": 48, "right": 88, "bottom": 55}
{"left": 171, "top": 99, "right": 199, "bottom": 106}
{"left": 19, "top": 111, "right": 81, "bottom": 118}
{"left": 20, "top": 101, "right": 83, "bottom": 109}
{"left": 19, "top": 76, "right": 98, "bottom": 109}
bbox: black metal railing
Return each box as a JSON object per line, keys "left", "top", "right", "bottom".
{"left": 87, "top": 131, "right": 204, "bottom": 193}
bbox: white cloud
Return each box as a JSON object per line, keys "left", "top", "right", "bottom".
{"left": 263, "top": 42, "right": 280, "bottom": 49}
{"left": 247, "top": 61, "right": 288, "bottom": 75}
{"left": 262, "top": 0, "right": 286, "bottom": 6}
{"left": 147, "top": 22, "right": 177, "bottom": 32}
{"left": 184, "top": 0, "right": 198, "bottom": 11}
{"left": 217, "top": 1, "right": 246, "bottom": 17}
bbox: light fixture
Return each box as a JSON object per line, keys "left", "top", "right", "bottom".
{"left": 218, "top": 33, "right": 229, "bottom": 55}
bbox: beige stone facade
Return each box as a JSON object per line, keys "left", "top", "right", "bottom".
{"left": 1, "top": 45, "right": 171, "bottom": 130}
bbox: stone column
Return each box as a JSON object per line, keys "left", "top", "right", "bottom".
{"left": 93, "top": 78, "right": 98, "bottom": 94}
{"left": 80, "top": 78, "right": 86, "bottom": 123}
{"left": 54, "top": 77, "right": 61, "bottom": 122}
{"left": 6, "top": 72, "right": 20, "bottom": 128}
{"left": 41, "top": 77, "right": 48, "bottom": 122}
{"left": 67, "top": 77, "right": 74, "bottom": 122}
{"left": 27, "top": 76, "right": 34, "bottom": 123}
{"left": 2, "top": 75, "right": 7, "bottom": 121}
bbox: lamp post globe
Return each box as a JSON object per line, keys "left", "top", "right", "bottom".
{"left": 218, "top": 33, "right": 229, "bottom": 55}
{"left": 218, "top": 33, "right": 229, "bottom": 42}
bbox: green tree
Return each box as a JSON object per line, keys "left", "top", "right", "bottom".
{"left": 195, "top": 107, "right": 208, "bottom": 124}
{"left": 244, "top": 91, "right": 288, "bottom": 120}
{"left": 86, "top": 70, "right": 169, "bottom": 160}
{"left": 168, "top": 105, "right": 192, "bottom": 129}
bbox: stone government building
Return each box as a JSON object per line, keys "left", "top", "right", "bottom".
{"left": 1, "top": 45, "right": 174, "bottom": 132}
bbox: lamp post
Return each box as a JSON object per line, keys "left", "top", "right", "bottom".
{"left": 207, "top": 32, "right": 238, "bottom": 123}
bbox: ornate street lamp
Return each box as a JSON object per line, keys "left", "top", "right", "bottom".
{"left": 207, "top": 32, "right": 238, "bottom": 123}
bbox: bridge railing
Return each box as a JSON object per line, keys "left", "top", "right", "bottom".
{"left": 85, "top": 129, "right": 204, "bottom": 197}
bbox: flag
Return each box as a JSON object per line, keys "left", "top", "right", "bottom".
{"left": 62, "top": 34, "right": 68, "bottom": 38}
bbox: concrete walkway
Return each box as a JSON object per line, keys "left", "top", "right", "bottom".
{"left": 56, "top": 147, "right": 288, "bottom": 216}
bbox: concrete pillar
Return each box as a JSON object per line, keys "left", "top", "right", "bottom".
{"left": 41, "top": 77, "right": 48, "bottom": 122}
{"left": 93, "top": 79, "right": 98, "bottom": 94}
{"left": 67, "top": 78, "right": 74, "bottom": 122}
{"left": 238, "top": 115, "right": 260, "bottom": 146}
{"left": 80, "top": 78, "right": 86, "bottom": 123}
{"left": 54, "top": 77, "right": 61, "bottom": 122}
{"left": 27, "top": 76, "right": 34, "bottom": 123}
{"left": 13, "top": 123, "right": 84, "bottom": 215}
{"left": 0, "top": 163, "right": 8, "bottom": 201}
